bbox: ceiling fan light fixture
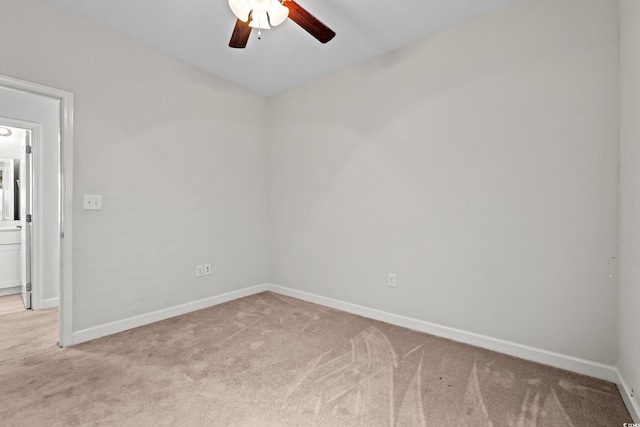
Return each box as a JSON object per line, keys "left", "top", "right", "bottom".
{"left": 247, "top": 0, "right": 271, "bottom": 14}
{"left": 249, "top": 11, "right": 270, "bottom": 29}
{"left": 228, "top": 0, "right": 251, "bottom": 21}
{"left": 228, "top": 0, "right": 335, "bottom": 48}
{"left": 267, "top": 1, "right": 289, "bottom": 26}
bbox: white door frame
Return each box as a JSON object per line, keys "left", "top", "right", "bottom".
{"left": 0, "top": 74, "right": 74, "bottom": 347}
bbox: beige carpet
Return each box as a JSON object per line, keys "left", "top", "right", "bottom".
{"left": 0, "top": 292, "right": 631, "bottom": 426}
{"left": 0, "top": 294, "right": 60, "bottom": 365}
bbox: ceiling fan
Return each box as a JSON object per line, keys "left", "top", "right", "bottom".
{"left": 228, "top": 0, "right": 336, "bottom": 48}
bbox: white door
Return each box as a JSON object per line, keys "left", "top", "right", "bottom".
{"left": 20, "top": 130, "right": 32, "bottom": 309}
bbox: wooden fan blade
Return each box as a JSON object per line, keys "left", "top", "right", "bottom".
{"left": 284, "top": 0, "right": 335, "bottom": 44}
{"left": 229, "top": 19, "right": 252, "bottom": 48}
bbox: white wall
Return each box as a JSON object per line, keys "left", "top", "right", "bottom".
{"left": 0, "top": 0, "right": 269, "bottom": 331}
{"left": 619, "top": 0, "right": 640, "bottom": 412}
{"left": 269, "top": 0, "right": 620, "bottom": 364}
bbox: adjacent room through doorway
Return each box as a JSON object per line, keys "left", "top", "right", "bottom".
{"left": 0, "top": 123, "right": 32, "bottom": 309}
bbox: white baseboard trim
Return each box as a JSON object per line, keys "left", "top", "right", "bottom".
{"left": 0, "top": 286, "right": 20, "bottom": 296}
{"left": 72, "top": 284, "right": 268, "bottom": 345}
{"left": 617, "top": 369, "right": 640, "bottom": 422}
{"left": 265, "top": 284, "right": 618, "bottom": 383}
{"left": 0, "top": 280, "right": 21, "bottom": 290}
{"left": 40, "top": 297, "right": 59, "bottom": 310}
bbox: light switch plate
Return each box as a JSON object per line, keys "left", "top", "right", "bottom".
{"left": 83, "top": 195, "right": 103, "bottom": 210}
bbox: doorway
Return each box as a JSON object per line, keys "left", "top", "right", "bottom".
{"left": 0, "top": 122, "right": 32, "bottom": 309}
{"left": 0, "top": 74, "right": 73, "bottom": 347}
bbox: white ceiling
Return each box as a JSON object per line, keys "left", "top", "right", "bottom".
{"left": 34, "top": 0, "right": 524, "bottom": 97}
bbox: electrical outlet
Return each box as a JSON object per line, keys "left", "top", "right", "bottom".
{"left": 388, "top": 273, "right": 396, "bottom": 287}
{"left": 83, "top": 194, "right": 103, "bottom": 210}
{"left": 196, "top": 265, "right": 204, "bottom": 277}
{"left": 204, "top": 263, "right": 211, "bottom": 275}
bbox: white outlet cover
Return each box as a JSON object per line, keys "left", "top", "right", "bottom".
{"left": 83, "top": 194, "right": 103, "bottom": 210}
{"left": 388, "top": 273, "right": 396, "bottom": 287}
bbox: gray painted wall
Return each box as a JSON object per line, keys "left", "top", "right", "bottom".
{"left": 619, "top": 0, "right": 640, "bottom": 412}
{"left": 268, "top": 0, "right": 620, "bottom": 364}
{"left": 0, "top": 0, "right": 269, "bottom": 330}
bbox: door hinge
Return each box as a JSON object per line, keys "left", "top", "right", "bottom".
{"left": 26, "top": 283, "right": 32, "bottom": 292}
{"left": 26, "top": 214, "right": 32, "bottom": 223}
{"left": 26, "top": 145, "right": 32, "bottom": 154}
